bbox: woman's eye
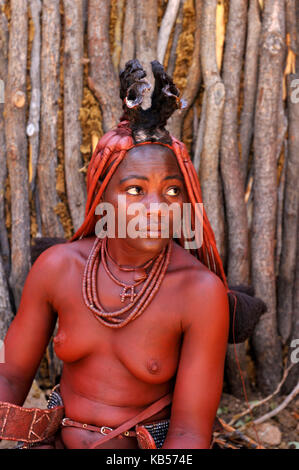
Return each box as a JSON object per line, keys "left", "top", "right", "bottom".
{"left": 166, "top": 187, "right": 180, "bottom": 197}
{"left": 126, "top": 186, "right": 142, "bottom": 195}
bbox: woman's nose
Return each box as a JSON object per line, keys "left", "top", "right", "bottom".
{"left": 143, "top": 193, "right": 164, "bottom": 215}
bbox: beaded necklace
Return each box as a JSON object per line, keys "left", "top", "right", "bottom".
{"left": 82, "top": 236, "right": 172, "bottom": 328}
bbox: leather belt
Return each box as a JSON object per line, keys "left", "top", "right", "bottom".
{"left": 0, "top": 401, "right": 64, "bottom": 443}
{"left": 61, "top": 417, "right": 136, "bottom": 438}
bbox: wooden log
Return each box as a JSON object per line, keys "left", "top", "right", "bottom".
{"left": 198, "top": 0, "right": 226, "bottom": 264}
{"left": 88, "top": 0, "right": 121, "bottom": 132}
{"left": 157, "top": 0, "right": 181, "bottom": 64}
{"left": 193, "top": 91, "right": 206, "bottom": 174}
{"left": 27, "top": 0, "right": 41, "bottom": 195}
{"left": 119, "top": 0, "right": 136, "bottom": 70}
{"left": 135, "top": 0, "right": 158, "bottom": 110}
{"left": 4, "top": 0, "right": 31, "bottom": 310}
{"left": 285, "top": 0, "right": 297, "bottom": 54}
{"left": 0, "top": 252, "right": 14, "bottom": 339}
{"left": 282, "top": 208, "right": 299, "bottom": 393}
{"left": 0, "top": 0, "right": 10, "bottom": 278}
{"left": 220, "top": 0, "right": 249, "bottom": 284}
{"left": 251, "top": 0, "right": 285, "bottom": 394}
{"left": 240, "top": 0, "right": 262, "bottom": 183}
{"left": 167, "top": 0, "right": 202, "bottom": 139}
{"left": 277, "top": 74, "right": 299, "bottom": 344}
{"left": 275, "top": 137, "right": 287, "bottom": 277}
{"left": 166, "top": 0, "right": 184, "bottom": 77}
{"left": 63, "top": 0, "right": 86, "bottom": 232}
{"left": 38, "top": 0, "right": 65, "bottom": 237}
{"left": 112, "top": 0, "right": 125, "bottom": 74}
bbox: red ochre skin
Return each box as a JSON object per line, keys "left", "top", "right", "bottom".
{"left": 0, "top": 145, "right": 229, "bottom": 449}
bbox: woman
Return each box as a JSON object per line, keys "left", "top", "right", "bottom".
{"left": 0, "top": 60, "right": 264, "bottom": 449}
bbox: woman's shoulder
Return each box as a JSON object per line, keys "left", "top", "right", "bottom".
{"left": 32, "top": 235, "right": 97, "bottom": 267}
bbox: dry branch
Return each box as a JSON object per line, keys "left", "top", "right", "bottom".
{"left": 135, "top": 0, "right": 158, "bottom": 109}
{"left": 198, "top": 0, "right": 226, "bottom": 264}
{"left": 119, "top": 0, "right": 136, "bottom": 70}
{"left": 251, "top": 0, "right": 285, "bottom": 394}
{"left": 228, "top": 362, "right": 295, "bottom": 425}
{"left": 38, "top": 0, "right": 65, "bottom": 238}
{"left": 220, "top": 0, "right": 249, "bottom": 285}
{"left": 157, "top": 0, "right": 181, "bottom": 64}
{"left": 251, "top": 381, "right": 299, "bottom": 426}
{"left": 277, "top": 74, "right": 299, "bottom": 344}
{"left": 166, "top": 0, "right": 184, "bottom": 76}
{"left": 0, "top": 252, "right": 14, "bottom": 339}
{"left": 286, "top": 0, "right": 297, "bottom": 54}
{"left": 193, "top": 92, "right": 206, "bottom": 175}
{"left": 0, "top": 0, "right": 10, "bottom": 278}
{"left": 63, "top": 0, "right": 86, "bottom": 232}
{"left": 282, "top": 217, "right": 299, "bottom": 394}
{"left": 4, "top": 0, "right": 31, "bottom": 309}
{"left": 167, "top": 0, "right": 202, "bottom": 139}
{"left": 240, "top": 0, "right": 262, "bottom": 182}
{"left": 275, "top": 138, "right": 287, "bottom": 277}
{"left": 112, "top": 0, "right": 125, "bottom": 73}
{"left": 27, "top": 0, "right": 41, "bottom": 195}
{"left": 88, "top": 0, "right": 121, "bottom": 132}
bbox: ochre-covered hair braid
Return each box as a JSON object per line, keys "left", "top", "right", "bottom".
{"left": 68, "top": 121, "right": 229, "bottom": 292}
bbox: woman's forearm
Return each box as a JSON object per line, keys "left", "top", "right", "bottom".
{"left": 162, "top": 432, "right": 211, "bottom": 449}
{"left": 0, "top": 372, "right": 26, "bottom": 405}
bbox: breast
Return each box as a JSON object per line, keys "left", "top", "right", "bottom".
{"left": 112, "top": 330, "right": 181, "bottom": 385}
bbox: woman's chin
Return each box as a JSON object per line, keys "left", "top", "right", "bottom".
{"left": 126, "top": 235, "right": 171, "bottom": 253}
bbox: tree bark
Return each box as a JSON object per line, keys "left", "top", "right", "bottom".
{"left": 167, "top": 0, "right": 202, "bottom": 139}
{"left": 119, "top": 0, "right": 136, "bottom": 70}
{"left": 285, "top": 0, "right": 297, "bottom": 54}
{"left": 277, "top": 74, "right": 299, "bottom": 344}
{"left": 63, "top": 0, "right": 86, "bottom": 232}
{"left": 88, "top": 0, "right": 121, "bottom": 132}
{"left": 112, "top": 0, "right": 125, "bottom": 73}
{"left": 199, "top": 0, "right": 226, "bottom": 265}
{"left": 220, "top": 0, "right": 249, "bottom": 284}
{"left": 38, "top": 0, "right": 65, "bottom": 237}
{"left": 27, "top": 0, "right": 42, "bottom": 240}
{"left": 220, "top": 0, "right": 250, "bottom": 398}
{"left": 157, "top": 0, "right": 181, "bottom": 64}
{"left": 240, "top": 0, "right": 262, "bottom": 183}
{"left": 193, "top": 91, "right": 206, "bottom": 174}
{"left": 166, "top": 0, "right": 184, "bottom": 77}
{"left": 282, "top": 208, "right": 299, "bottom": 394}
{"left": 251, "top": 0, "right": 285, "bottom": 394}
{"left": 0, "top": 252, "right": 14, "bottom": 339}
{"left": 4, "top": 0, "right": 31, "bottom": 310}
{"left": 0, "top": 0, "right": 10, "bottom": 278}
{"left": 135, "top": 0, "right": 158, "bottom": 109}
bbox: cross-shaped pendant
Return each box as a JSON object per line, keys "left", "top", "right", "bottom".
{"left": 120, "top": 286, "right": 137, "bottom": 303}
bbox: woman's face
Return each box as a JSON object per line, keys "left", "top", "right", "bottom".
{"left": 98, "top": 144, "right": 188, "bottom": 254}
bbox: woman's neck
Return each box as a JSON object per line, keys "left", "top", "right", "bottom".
{"left": 105, "top": 237, "right": 169, "bottom": 269}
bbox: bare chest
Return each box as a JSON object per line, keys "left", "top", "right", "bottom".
{"left": 51, "top": 257, "right": 183, "bottom": 385}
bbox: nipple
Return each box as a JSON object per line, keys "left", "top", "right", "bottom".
{"left": 147, "top": 359, "right": 160, "bottom": 374}
{"left": 53, "top": 331, "right": 66, "bottom": 344}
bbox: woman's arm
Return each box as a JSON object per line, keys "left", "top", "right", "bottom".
{"left": 0, "top": 245, "right": 64, "bottom": 405}
{"left": 162, "top": 271, "right": 229, "bottom": 449}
